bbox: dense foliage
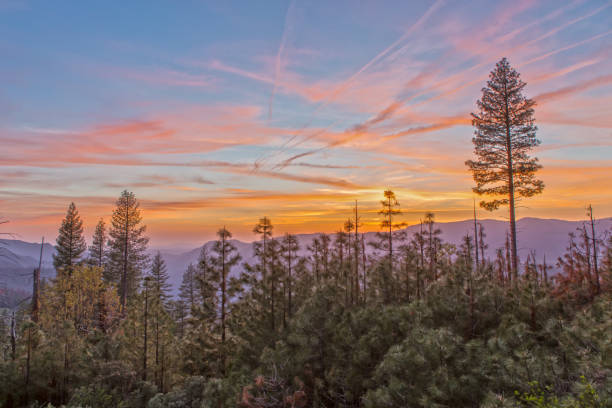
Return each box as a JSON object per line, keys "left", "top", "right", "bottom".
{"left": 1, "top": 190, "right": 611, "bottom": 408}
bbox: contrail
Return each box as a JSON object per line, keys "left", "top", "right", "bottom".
{"left": 268, "top": 0, "right": 296, "bottom": 123}
{"left": 335, "top": 3, "right": 612, "bottom": 146}
{"left": 276, "top": 26, "right": 609, "bottom": 170}
{"left": 522, "top": 2, "right": 611, "bottom": 49}
{"left": 312, "top": 0, "right": 445, "bottom": 111}
{"left": 496, "top": 0, "right": 584, "bottom": 44}
{"left": 521, "top": 29, "right": 612, "bottom": 66}
{"left": 530, "top": 58, "right": 603, "bottom": 83}
{"left": 270, "top": 0, "right": 610, "bottom": 170}
{"left": 254, "top": 0, "right": 445, "bottom": 168}
{"left": 535, "top": 74, "right": 612, "bottom": 103}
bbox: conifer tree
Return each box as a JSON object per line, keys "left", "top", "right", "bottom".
{"left": 415, "top": 221, "right": 426, "bottom": 269}
{"left": 398, "top": 242, "right": 418, "bottom": 302}
{"left": 178, "top": 264, "right": 201, "bottom": 315}
{"left": 466, "top": 57, "right": 543, "bottom": 277}
{"left": 142, "top": 276, "right": 150, "bottom": 381}
{"left": 253, "top": 217, "right": 273, "bottom": 281}
{"left": 308, "top": 236, "right": 322, "bottom": 286}
{"left": 586, "top": 205, "right": 600, "bottom": 295}
{"left": 603, "top": 234, "right": 612, "bottom": 291}
{"left": 555, "top": 232, "right": 591, "bottom": 303}
{"left": 252, "top": 217, "right": 274, "bottom": 330}
{"left": 361, "top": 233, "right": 367, "bottom": 301}
{"left": 210, "top": 227, "right": 241, "bottom": 374}
{"left": 53, "top": 202, "right": 86, "bottom": 273}
{"left": 88, "top": 218, "right": 106, "bottom": 268}
{"left": 379, "top": 190, "right": 405, "bottom": 266}
{"left": 478, "top": 223, "right": 488, "bottom": 266}
{"left": 196, "top": 245, "right": 217, "bottom": 322}
{"left": 106, "top": 190, "right": 149, "bottom": 313}
{"left": 168, "top": 299, "right": 188, "bottom": 338}
{"left": 424, "top": 212, "right": 442, "bottom": 282}
{"left": 267, "top": 238, "right": 283, "bottom": 332}
{"left": 149, "top": 252, "right": 171, "bottom": 307}
{"left": 281, "top": 233, "right": 299, "bottom": 323}
{"left": 458, "top": 234, "right": 476, "bottom": 338}
{"left": 473, "top": 200, "right": 480, "bottom": 267}
{"left": 319, "top": 233, "right": 331, "bottom": 281}
{"left": 377, "top": 190, "right": 405, "bottom": 302}
{"left": 580, "top": 225, "right": 593, "bottom": 295}
{"left": 505, "top": 232, "right": 513, "bottom": 285}
{"left": 333, "top": 230, "right": 348, "bottom": 288}
{"left": 353, "top": 200, "right": 362, "bottom": 302}
{"left": 147, "top": 253, "right": 172, "bottom": 390}
{"left": 409, "top": 237, "right": 423, "bottom": 300}
{"left": 344, "top": 219, "right": 354, "bottom": 304}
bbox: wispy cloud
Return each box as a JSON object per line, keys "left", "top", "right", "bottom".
{"left": 256, "top": 0, "right": 446, "bottom": 167}
{"left": 520, "top": 29, "right": 612, "bottom": 66}
{"left": 535, "top": 75, "right": 612, "bottom": 103}
{"left": 268, "top": 0, "right": 296, "bottom": 122}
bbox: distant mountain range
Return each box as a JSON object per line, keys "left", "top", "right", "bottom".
{"left": 0, "top": 239, "right": 55, "bottom": 295}
{"left": 2, "top": 217, "right": 610, "bottom": 298}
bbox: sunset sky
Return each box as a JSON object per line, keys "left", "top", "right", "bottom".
{"left": 1, "top": 0, "right": 611, "bottom": 249}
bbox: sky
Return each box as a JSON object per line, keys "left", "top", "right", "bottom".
{"left": 0, "top": 0, "right": 611, "bottom": 249}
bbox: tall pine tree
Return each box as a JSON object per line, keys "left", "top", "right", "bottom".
{"left": 53, "top": 202, "right": 86, "bottom": 273}
{"left": 178, "top": 263, "right": 201, "bottom": 315}
{"left": 466, "top": 57, "right": 543, "bottom": 277}
{"left": 149, "top": 252, "right": 171, "bottom": 307}
{"left": 252, "top": 217, "right": 274, "bottom": 330}
{"left": 211, "top": 227, "right": 241, "bottom": 375}
{"left": 196, "top": 245, "right": 217, "bottom": 322}
{"left": 88, "top": 218, "right": 106, "bottom": 268}
{"left": 106, "top": 190, "right": 149, "bottom": 313}
{"left": 377, "top": 190, "right": 405, "bottom": 303}
{"left": 148, "top": 252, "right": 172, "bottom": 391}
{"left": 280, "top": 233, "right": 299, "bottom": 323}
{"left": 424, "top": 212, "right": 442, "bottom": 282}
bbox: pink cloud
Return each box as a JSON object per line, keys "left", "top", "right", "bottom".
{"left": 535, "top": 75, "right": 612, "bottom": 103}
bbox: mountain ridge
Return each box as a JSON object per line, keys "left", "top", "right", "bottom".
{"left": 2, "top": 217, "right": 610, "bottom": 296}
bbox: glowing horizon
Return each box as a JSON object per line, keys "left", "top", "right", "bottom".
{"left": 1, "top": 1, "right": 611, "bottom": 248}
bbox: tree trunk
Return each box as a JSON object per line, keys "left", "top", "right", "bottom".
{"left": 98, "top": 234, "right": 103, "bottom": 267}
{"left": 388, "top": 196, "right": 393, "bottom": 274}
{"left": 32, "top": 237, "right": 43, "bottom": 323}
{"left": 505, "top": 233, "right": 512, "bottom": 286}
{"left": 362, "top": 234, "right": 367, "bottom": 303}
{"left": 143, "top": 282, "right": 148, "bottom": 381}
{"left": 354, "top": 200, "right": 360, "bottom": 303}
{"left": 287, "top": 250, "right": 292, "bottom": 320}
{"left": 346, "top": 234, "right": 351, "bottom": 307}
{"left": 583, "top": 225, "right": 593, "bottom": 297}
{"left": 25, "top": 328, "right": 31, "bottom": 403}
{"left": 479, "top": 225, "right": 486, "bottom": 267}
{"left": 155, "top": 315, "right": 159, "bottom": 387}
{"left": 121, "top": 205, "right": 130, "bottom": 314}
{"left": 474, "top": 201, "right": 479, "bottom": 269}
{"left": 504, "top": 80, "right": 519, "bottom": 281}
{"left": 428, "top": 224, "right": 434, "bottom": 282}
{"left": 589, "top": 205, "right": 600, "bottom": 295}
{"left": 221, "top": 232, "right": 227, "bottom": 374}
{"left": 10, "top": 312, "right": 16, "bottom": 360}
{"left": 161, "top": 342, "right": 165, "bottom": 392}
